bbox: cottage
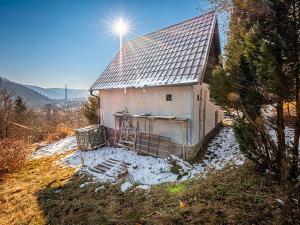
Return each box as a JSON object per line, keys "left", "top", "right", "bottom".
{"left": 90, "top": 11, "right": 223, "bottom": 159}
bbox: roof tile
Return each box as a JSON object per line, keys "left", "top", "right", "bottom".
{"left": 90, "top": 11, "right": 216, "bottom": 90}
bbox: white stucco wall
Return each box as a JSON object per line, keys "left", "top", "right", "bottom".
{"left": 192, "top": 83, "right": 223, "bottom": 145}
{"left": 99, "top": 84, "right": 223, "bottom": 146}
{"left": 100, "top": 86, "right": 193, "bottom": 145}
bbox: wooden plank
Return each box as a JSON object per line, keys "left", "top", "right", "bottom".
{"left": 157, "top": 136, "right": 160, "bottom": 156}
{"left": 108, "top": 158, "right": 121, "bottom": 163}
{"left": 115, "top": 143, "right": 127, "bottom": 148}
{"left": 137, "top": 145, "right": 148, "bottom": 152}
{"left": 138, "top": 149, "right": 157, "bottom": 157}
{"left": 121, "top": 140, "right": 135, "bottom": 145}
{"left": 96, "top": 163, "right": 110, "bottom": 169}
{"left": 121, "top": 127, "right": 136, "bottom": 131}
{"left": 109, "top": 158, "right": 131, "bottom": 166}
{"left": 157, "top": 147, "right": 170, "bottom": 153}
{"left": 138, "top": 140, "right": 170, "bottom": 147}
{"left": 122, "top": 161, "right": 131, "bottom": 166}
{"left": 158, "top": 151, "right": 169, "bottom": 157}
{"left": 89, "top": 167, "right": 105, "bottom": 174}
{"left": 147, "top": 133, "right": 150, "bottom": 153}
{"left": 137, "top": 134, "right": 170, "bottom": 142}
{"left": 136, "top": 131, "right": 173, "bottom": 158}
{"left": 102, "top": 161, "right": 115, "bottom": 167}
{"left": 138, "top": 132, "right": 143, "bottom": 153}
{"left": 94, "top": 165, "right": 108, "bottom": 172}
{"left": 136, "top": 144, "right": 159, "bottom": 150}
{"left": 106, "top": 159, "right": 118, "bottom": 165}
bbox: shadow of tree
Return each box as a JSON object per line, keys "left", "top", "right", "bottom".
{"left": 35, "top": 164, "right": 300, "bottom": 225}
{"left": 36, "top": 174, "right": 153, "bottom": 225}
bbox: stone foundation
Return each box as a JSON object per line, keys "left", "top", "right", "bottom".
{"left": 185, "top": 123, "right": 222, "bottom": 160}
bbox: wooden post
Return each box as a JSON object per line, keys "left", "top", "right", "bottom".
{"left": 202, "top": 90, "right": 207, "bottom": 139}
{"left": 135, "top": 121, "right": 139, "bottom": 151}
{"left": 199, "top": 89, "right": 203, "bottom": 142}
{"left": 157, "top": 136, "right": 160, "bottom": 157}
{"left": 147, "top": 133, "right": 150, "bottom": 154}
{"left": 215, "top": 110, "right": 218, "bottom": 127}
{"left": 185, "top": 120, "right": 188, "bottom": 160}
{"left": 182, "top": 121, "right": 185, "bottom": 158}
{"left": 102, "top": 125, "right": 107, "bottom": 146}
{"left": 114, "top": 115, "right": 117, "bottom": 145}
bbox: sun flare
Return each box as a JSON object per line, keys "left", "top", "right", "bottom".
{"left": 112, "top": 18, "right": 129, "bottom": 36}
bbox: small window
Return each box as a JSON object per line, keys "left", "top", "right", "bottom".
{"left": 197, "top": 94, "right": 200, "bottom": 101}
{"left": 166, "top": 94, "right": 172, "bottom": 102}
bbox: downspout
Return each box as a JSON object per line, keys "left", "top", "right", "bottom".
{"left": 90, "top": 90, "right": 101, "bottom": 124}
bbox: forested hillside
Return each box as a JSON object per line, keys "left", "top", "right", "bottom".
{"left": 0, "top": 77, "right": 53, "bottom": 106}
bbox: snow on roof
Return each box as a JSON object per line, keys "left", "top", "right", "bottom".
{"left": 90, "top": 11, "right": 218, "bottom": 90}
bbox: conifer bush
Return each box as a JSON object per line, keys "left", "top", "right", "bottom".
{"left": 209, "top": 0, "right": 300, "bottom": 179}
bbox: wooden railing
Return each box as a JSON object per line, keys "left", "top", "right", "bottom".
{"left": 9, "top": 121, "right": 33, "bottom": 143}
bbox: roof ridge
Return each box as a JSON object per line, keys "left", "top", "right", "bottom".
{"left": 125, "top": 10, "right": 216, "bottom": 46}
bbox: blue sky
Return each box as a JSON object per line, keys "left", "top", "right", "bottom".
{"left": 0, "top": 0, "right": 224, "bottom": 89}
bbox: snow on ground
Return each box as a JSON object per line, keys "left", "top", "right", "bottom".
{"left": 193, "top": 126, "right": 244, "bottom": 172}
{"left": 269, "top": 127, "right": 298, "bottom": 149}
{"left": 32, "top": 136, "right": 77, "bottom": 158}
{"left": 33, "top": 125, "right": 298, "bottom": 192}
{"left": 59, "top": 126, "right": 244, "bottom": 191}
{"left": 31, "top": 121, "right": 298, "bottom": 191}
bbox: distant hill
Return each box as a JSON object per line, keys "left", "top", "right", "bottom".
{"left": 24, "top": 85, "right": 89, "bottom": 100}
{"left": 0, "top": 77, "right": 54, "bottom": 107}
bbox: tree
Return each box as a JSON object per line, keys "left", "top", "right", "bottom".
{"left": 80, "top": 97, "right": 99, "bottom": 124}
{"left": 209, "top": 0, "right": 300, "bottom": 179}
{"left": 13, "top": 96, "right": 28, "bottom": 124}
{"left": 14, "top": 96, "right": 26, "bottom": 114}
{"left": 0, "top": 89, "right": 13, "bottom": 138}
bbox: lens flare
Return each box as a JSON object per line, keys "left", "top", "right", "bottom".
{"left": 113, "top": 18, "right": 129, "bottom": 36}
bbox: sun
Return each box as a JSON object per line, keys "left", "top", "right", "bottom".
{"left": 112, "top": 17, "right": 129, "bottom": 36}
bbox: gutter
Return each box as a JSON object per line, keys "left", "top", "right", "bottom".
{"left": 90, "top": 90, "right": 101, "bottom": 124}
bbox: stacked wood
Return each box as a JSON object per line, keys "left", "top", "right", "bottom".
{"left": 75, "top": 125, "right": 106, "bottom": 150}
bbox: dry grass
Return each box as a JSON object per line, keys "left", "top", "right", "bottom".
{"left": 0, "top": 139, "right": 30, "bottom": 181}
{"left": 0, "top": 153, "right": 75, "bottom": 225}
{"left": 46, "top": 125, "right": 74, "bottom": 142}
{"left": 0, "top": 155, "right": 299, "bottom": 225}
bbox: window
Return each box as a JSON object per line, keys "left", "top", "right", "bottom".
{"left": 166, "top": 94, "right": 172, "bottom": 102}
{"left": 197, "top": 94, "right": 200, "bottom": 101}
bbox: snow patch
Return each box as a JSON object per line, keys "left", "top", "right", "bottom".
{"left": 121, "top": 182, "right": 133, "bottom": 192}
{"left": 30, "top": 126, "right": 247, "bottom": 192}
{"left": 79, "top": 181, "right": 95, "bottom": 189}
{"left": 32, "top": 136, "right": 77, "bottom": 158}
{"left": 95, "top": 186, "right": 105, "bottom": 192}
{"left": 60, "top": 127, "right": 245, "bottom": 192}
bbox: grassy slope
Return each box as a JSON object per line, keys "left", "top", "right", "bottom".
{"left": 0, "top": 154, "right": 299, "bottom": 225}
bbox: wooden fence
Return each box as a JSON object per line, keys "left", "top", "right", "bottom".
{"left": 9, "top": 122, "right": 33, "bottom": 143}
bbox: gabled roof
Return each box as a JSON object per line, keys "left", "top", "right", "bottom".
{"left": 90, "top": 11, "right": 218, "bottom": 90}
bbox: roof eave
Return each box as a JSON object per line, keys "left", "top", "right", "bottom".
{"left": 199, "top": 12, "right": 218, "bottom": 85}
{"left": 89, "top": 81, "right": 199, "bottom": 91}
